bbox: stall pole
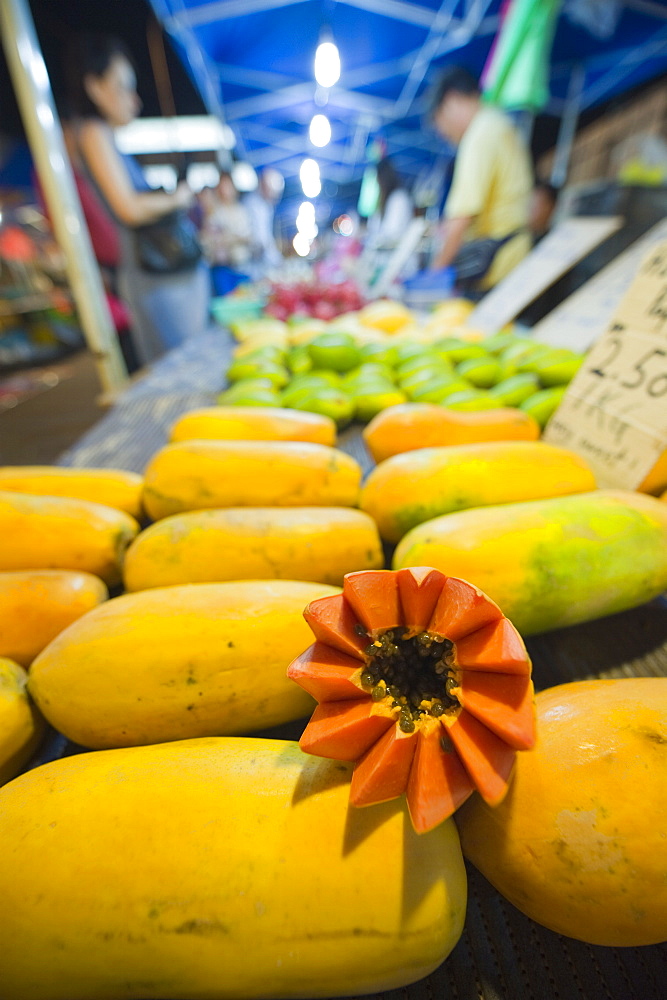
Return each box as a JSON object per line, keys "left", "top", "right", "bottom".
{"left": 0, "top": 0, "right": 128, "bottom": 397}
{"left": 550, "top": 63, "right": 585, "bottom": 189}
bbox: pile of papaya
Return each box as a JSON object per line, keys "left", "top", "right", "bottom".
{"left": 1, "top": 314, "right": 666, "bottom": 998}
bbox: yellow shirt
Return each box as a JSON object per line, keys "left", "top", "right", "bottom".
{"left": 445, "top": 104, "right": 533, "bottom": 288}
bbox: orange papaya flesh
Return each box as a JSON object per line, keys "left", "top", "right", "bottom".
{"left": 299, "top": 699, "right": 395, "bottom": 760}
{"left": 290, "top": 569, "right": 535, "bottom": 832}
{"left": 303, "top": 594, "right": 367, "bottom": 659}
{"left": 428, "top": 576, "right": 503, "bottom": 642}
{"left": 453, "top": 618, "right": 531, "bottom": 675}
{"left": 443, "top": 710, "right": 516, "bottom": 806}
{"left": 350, "top": 724, "right": 417, "bottom": 807}
{"left": 396, "top": 566, "right": 447, "bottom": 633}
{"left": 342, "top": 570, "right": 402, "bottom": 635}
{"left": 455, "top": 672, "right": 535, "bottom": 751}
{"left": 286, "top": 643, "right": 366, "bottom": 703}
{"left": 406, "top": 718, "right": 474, "bottom": 835}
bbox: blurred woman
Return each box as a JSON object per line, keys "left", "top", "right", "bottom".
{"left": 64, "top": 33, "right": 210, "bottom": 367}
{"left": 365, "top": 157, "right": 414, "bottom": 250}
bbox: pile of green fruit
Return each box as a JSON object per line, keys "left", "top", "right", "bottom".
{"left": 218, "top": 330, "right": 584, "bottom": 429}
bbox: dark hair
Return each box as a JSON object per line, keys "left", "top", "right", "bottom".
{"left": 428, "top": 66, "right": 480, "bottom": 116}
{"left": 64, "top": 33, "right": 135, "bottom": 118}
{"left": 376, "top": 157, "right": 404, "bottom": 214}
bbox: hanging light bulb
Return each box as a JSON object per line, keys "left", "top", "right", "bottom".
{"left": 293, "top": 233, "right": 311, "bottom": 257}
{"left": 314, "top": 40, "right": 340, "bottom": 88}
{"left": 309, "top": 113, "right": 331, "bottom": 148}
{"left": 300, "top": 158, "right": 321, "bottom": 199}
{"left": 296, "top": 201, "right": 318, "bottom": 241}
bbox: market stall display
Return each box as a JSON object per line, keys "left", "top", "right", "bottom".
{"left": 0, "top": 322, "right": 667, "bottom": 1000}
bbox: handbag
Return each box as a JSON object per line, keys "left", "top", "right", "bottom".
{"left": 452, "top": 229, "right": 523, "bottom": 284}
{"left": 133, "top": 210, "right": 202, "bottom": 275}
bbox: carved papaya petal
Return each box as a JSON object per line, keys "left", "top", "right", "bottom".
{"left": 303, "top": 593, "right": 367, "bottom": 659}
{"left": 343, "top": 570, "right": 402, "bottom": 635}
{"left": 299, "top": 698, "right": 395, "bottom": 761}
{"left": 455, "top": 671, "right": 536, "bottom": 750}
{"left": 454, "top": 618, "right": 531, "bottom": 675}
{"left": 350, "top": 724, "right": 417, "bottom": 807}
{"left": 406, "top": 718, "right": 474, "bottom": 834}
{"left": 287, "top": 642, "right": 366, "bottom": 703}
{"left": 442, "top": 710, "right": 515, "bottom": 806}
{"left": 396, "top": 566, "right": 448, "bottom": 633}
{"left": 428, "top": 576, "right": 503, "bottom": 642}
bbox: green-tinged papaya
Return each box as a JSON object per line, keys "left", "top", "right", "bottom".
{"left": 360, "top": 441, "right": 596, "bottom": 543}
{"left": 393, "top": 489, "right": 667, "bottom": 635}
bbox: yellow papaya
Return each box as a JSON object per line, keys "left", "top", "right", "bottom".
{"left": 393, "top": 489, "right": 667, "bottom": 635}
{"left": 123, "top": 507, "right": 383, "bottom": 591}
{"left": 0, "top": 737, "right": 466, "bottom": 1000}
{"left": 29, "top": 580, "right": 339, "bottom": 748}
{"left": 168, "top": 405, "right": 336, "bottom": 446}
{"left": 0, "top": 466, "right": 143, "bottom": 518}
{"left": 143, "top": 440, "right": 362, "bottom": 520}
{"left": 0, "top": 657, "right": 45, "bottom": 786}
{"left": 0, "top": 570, "right": 108, "bottom": 666}
{"left": 361, "top": 441, "right": 596, "bottom": 542}
{"left": 0, "top": 491, "right": 139, "bottom": 586}
{"left": 363, "top": 403, "right": 540, "bottom": 463}
{"left": 637, "top": 447, "right": 667, "bottom": 496}
{"left": 456, "top": 678, "right": 667, "bottom": 946}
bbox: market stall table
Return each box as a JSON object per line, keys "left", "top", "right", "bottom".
{"left": 21, "top": 324, "right": 667, "bottom": 1000}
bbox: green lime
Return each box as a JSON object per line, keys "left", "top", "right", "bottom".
{"left": 396, "top": 354, "right": 451, "bottom": 380}
{"left": 488, "top": 373, "right": 540, "bottom": 406}
{"left": 408, "top": 376, "right": 468, "bottom": 404}
{"left": 533, "top": 354, "right": 584, "bottom": 387}
{"left": 290, "top": 388, "right": 355, "bottom": 427}
{"left": 399, "top": 367, "right": 456, "bottom": 394}
{"left": 480, "top": 332, "right": 521, "bottom": 355}
{"left": 308, "top": 332, "right": 362, "bottom": 373}
{"left": 515, "top": 345, "right": 559, "bottom": 374}
{"left": 287, "top": 372, "right": 341, "bottom": 392}
{"left": 342, "top": 363, "right": 396, "bottom": 389}
{"left": 281, "top": 380, "right": 335, "bottom": 407}
{"left": 227, "top": 359, "right": 290, "bottom": 388}
{"left": 499, "top": 339, "right": 545, "bottom": 366}
{"left": 358, "top": 343, "right": 400, "bottom": 367}
{"left": 456, "top": 357, "right": 503, "bottom": 388}
{"left": 519, "top": 386, "right": 567, "bottom": 428}
{"left": 434, "top": 339, "right": 490, "bottom": 365}
{"left": 354, "top": 389, "right": 407, "bottom": 423}
{"left": 222, "top": 390, "right": 283, "bottom": 407}
{"left": 218, "top": 378, "right": 281, "bottom": 404}
{"left": 442, "top": 390, "right": 500, "bottom": 411}
{"left": 393, "top": 343, "right": 433, "bottom": 365}
{"left": 413, "top": 378, "right": 472, "bottom": 403}
{"left": 286, "top": 346, "right": 313, "bottom": 375}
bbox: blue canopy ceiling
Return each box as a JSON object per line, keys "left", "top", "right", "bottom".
{"left": 150, "top": 0, "right": 667, "bottom": 188}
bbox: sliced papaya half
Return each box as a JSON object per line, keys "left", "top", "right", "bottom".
{"left": 288, "top": 568, "right": 535, "bottom": 833}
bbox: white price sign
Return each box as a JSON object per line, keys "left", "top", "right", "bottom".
{"left": 544, "top": 244, "right": 667, "bottom": 489}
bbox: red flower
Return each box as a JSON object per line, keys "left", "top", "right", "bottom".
{"left": 287, "top": 568, "right": 536, "bottom": 834}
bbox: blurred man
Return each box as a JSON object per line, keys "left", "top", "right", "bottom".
{"left": 244, "top": 167, "right": 285, "bottom": 278}
{"left": 429, "top": 66, "right": 533, "bottom": 290}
